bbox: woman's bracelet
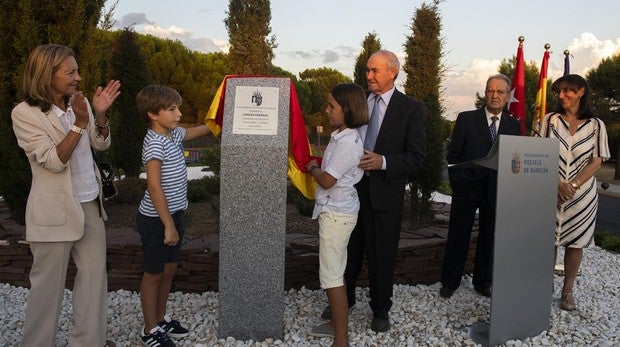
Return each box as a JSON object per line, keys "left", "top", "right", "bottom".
{"left": 95, "top": 115, "right": 109, "bottom": 131}
{"left": 309, "top": 165, "right": 320, "bottom": 173}
{"left": 570, "top": 178, "right": 582, "bottom": 189}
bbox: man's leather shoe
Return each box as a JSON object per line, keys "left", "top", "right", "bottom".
{"left": 475, "top": 286, "right": 492, "bottom": 297}
{"left": 371, "top": 314, "right": 390, "bottom": 333}
{"left": 439, "top": 286, "right": 456, "bottom": 298}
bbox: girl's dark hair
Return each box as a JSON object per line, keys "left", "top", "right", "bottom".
{"left": 551, "top": 74, "right": 596, "bottom": 119}
{"left": 329, "top": 83, "right": 368, "bottom": 129}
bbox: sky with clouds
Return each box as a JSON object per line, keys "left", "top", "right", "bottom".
{"left": 111, "top": 0, "right": 620, "bottom": 120}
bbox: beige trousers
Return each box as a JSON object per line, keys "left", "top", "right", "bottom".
{"left": 20, "top": 200, "right": 108, "bottom": 347}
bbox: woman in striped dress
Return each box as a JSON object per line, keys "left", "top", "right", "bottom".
{"left": 540, "top": 74, "right": 610, "bottom": 311}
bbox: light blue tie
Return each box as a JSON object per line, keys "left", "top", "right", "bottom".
{"left": 489, "top": 116, "right": 498, "bottom": 141}
{"left": 364, "top": 95, "right": 381, "bottom": 151}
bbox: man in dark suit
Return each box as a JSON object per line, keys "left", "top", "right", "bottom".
{"left": 321, "top": 50, "right": 426, "bottom": 332}
{"left": 439, "top": 74, "right": 521, "bottom": 299}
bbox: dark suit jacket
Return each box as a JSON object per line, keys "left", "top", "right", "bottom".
{"left": 447, "top": 108, "right": 521, "bottom": 185}
{"left": 366, "top": 88, "right": 426, "bottom": 211}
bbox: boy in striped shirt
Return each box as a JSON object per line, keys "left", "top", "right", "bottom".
{"left": 135, "top": 85, "right": 210, "bottom": 347}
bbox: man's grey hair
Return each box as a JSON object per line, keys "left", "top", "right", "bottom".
{"left": 486, "top": 74, "right": 512, "bottom": 91}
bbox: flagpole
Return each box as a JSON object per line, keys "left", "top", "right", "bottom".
{"left": 532, "top": 44, "right": 551, "bottom": 135}
{"left": 508, "top": 36, "right": 526, "bottom": 135}
{"left": 563, "top": 50, "right": 571, "bottom": 76}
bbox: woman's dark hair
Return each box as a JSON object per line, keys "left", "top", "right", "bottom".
{"left": 551, "top": 74, "right": 596, "bottom": 119}
{"left": 329, "top": 83, "right": 368, "bottom": 129}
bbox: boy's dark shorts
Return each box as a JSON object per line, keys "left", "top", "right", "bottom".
{"left": 136, "top": 210, "right": 185, "bottom": 274}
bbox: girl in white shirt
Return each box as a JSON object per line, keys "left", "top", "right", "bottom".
{"left": 305, "top": 83, "right": 368, "bottom": 347}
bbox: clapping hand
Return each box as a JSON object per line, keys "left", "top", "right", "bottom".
{"left": 70, "top": 92, "right": 89, "bottom": 127}
{"left": 92, "top": 80, "right": 121, "bottom": 115}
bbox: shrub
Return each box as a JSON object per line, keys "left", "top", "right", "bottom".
{"left": 110, "top": 177, "right": 147, "bottom": 204}
{"left": 200, "top": 145, "right": 221, "bottom": 176}
{"left": 437, "top": 180, "right": 452, "bottom": 196}
{"left": 594, "top": 230, "right": 620, "bottom": 253}
{"left": 287, "top": 182, "right": 314, "bottom": 217}
{"left": 187, "top": 178, "right": 212, "bottom": 202}
{"left": 200, "top": 175, "right": 220, "bottom": 195}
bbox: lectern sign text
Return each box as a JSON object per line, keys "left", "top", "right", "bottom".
{"left": 232, "top": 86, "right": 279, "bottom": 135}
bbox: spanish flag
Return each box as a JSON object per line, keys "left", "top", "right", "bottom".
{"left": 532, "top": 46, "right": 550, "bottom": 135}
{"left": 204, "top": 75, "right": 316, "bottom": 199}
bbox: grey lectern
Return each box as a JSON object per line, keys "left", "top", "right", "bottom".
{"left": 218, "top": 77, "right": 290, "bottom": 340}
{"left": 463, "top": 135, "right": 559, "bottom": 346}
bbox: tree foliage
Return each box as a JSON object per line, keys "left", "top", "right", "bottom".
{"left": 403, "top": 0, "right": 449, "bottom": 229}
{"left": 299, "top": 67, "right": 352, "bottom": 140}
{"left": 403, "top": 1, "right": 442, "bottom": 101}
{"left": 0, "top": 0, "right": 105, "bottom": 223}
{"left": 107, "top": 28, "right": 148, "bottom": 177}
{"left": 225, "top": 0, "right": 276, "bottom": 75}
{"left": 587, "top": 53, "right": 620, "bottom": 123}
{"left": 353, "top": 32, "right": 381, "bottom": 89}
{"left": 587, "top": 53, "right": 620, "bottom": 174}
{"left": 137, "top": 34, "right": 229, "bottom": 124}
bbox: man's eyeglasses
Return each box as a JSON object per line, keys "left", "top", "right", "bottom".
{"left": 485, "top": 90, "right": 507, "bottom": 96}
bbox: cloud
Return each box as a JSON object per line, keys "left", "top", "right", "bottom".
{"left": 322, "top": 50, "right": 340, "bottom": 64}
{"left": 564, "top": 32, "right": 620, "bottom": 76}
{"left": 113, "top": 13, "right": 227, "bottom": 54}
{"left": 143, "top": 24, "right": 192, "bottom": 40}
{"left": 115, "top": 12, "right": 153, "bottom": 29}
{"left": 442, "top": 58, "right": 502, "bottom": 120}
{"left": 442, "top": 33, "right": 620, "bottom": 121}
{"left": 336, "top": 45, "right": 358, "bottom": 59}
{"left": 281, "top": 51, "right": 313, "bottom": 59}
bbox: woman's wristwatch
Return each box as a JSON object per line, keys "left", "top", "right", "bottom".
{"left": 70, "top": 124, "right": 84, "bottom": 135}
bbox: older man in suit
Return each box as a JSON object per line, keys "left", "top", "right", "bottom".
{"left": 439, "top": 74, "right": 521, "bottom": 299}
{"left": 321, "top": 50, "right": 426, "bottom": 333}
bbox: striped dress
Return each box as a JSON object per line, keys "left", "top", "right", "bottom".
{"left": 540, "top": 112, "right": 610, "bottom": 248}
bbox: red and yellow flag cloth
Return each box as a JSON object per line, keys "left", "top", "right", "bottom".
{"left": 532, "top": 48, "right": 550, "bottom": 136}
{"left": 204, "top": 75, "right": 317, "bottom": 199}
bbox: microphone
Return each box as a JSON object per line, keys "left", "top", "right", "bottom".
{"left": 510, "top": 113, "right": 542, "bottom": 137}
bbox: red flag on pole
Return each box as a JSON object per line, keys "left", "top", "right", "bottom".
{"left": 508, "top": 36, "right": 526, "bottom": 135}
{"left": 532, "top": 44, "right": 550, "bottom": 135}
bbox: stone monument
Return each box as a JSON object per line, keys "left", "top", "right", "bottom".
{"left": 217, "top": 77, "right": 290, "bottom": 340}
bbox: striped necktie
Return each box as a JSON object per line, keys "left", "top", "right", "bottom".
{"left": 364, "top": 95, "right": 381, "bottom": 151}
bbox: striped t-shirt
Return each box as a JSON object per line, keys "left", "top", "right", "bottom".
{"left": 138, "top": 127, "right": 188, "bottom": 217}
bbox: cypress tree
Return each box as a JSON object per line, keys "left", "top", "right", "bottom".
{"left": 353, "top": 32, "right": 382, "bottom": 89}
{"left": 403, "top": 0, "right": 449, "bottom": 229}
{"left": 225, "top": 0, "right": 277, "bottom": 75}
{"left": 107, "top": 28, "right": 149, "bottom": 177}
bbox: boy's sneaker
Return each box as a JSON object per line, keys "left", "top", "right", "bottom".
{"left": 158, "top": 315, "right": 189, "bottom": 338}
{"left": 141, "top": 326, "right": 176, "bottom": 347}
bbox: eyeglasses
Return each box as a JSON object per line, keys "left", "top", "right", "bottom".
{"left": 485, "top": 90, "right": 507, "bottom": 96}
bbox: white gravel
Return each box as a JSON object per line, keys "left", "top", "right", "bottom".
{"left": 1, "top": 246, "right": 618, "bottom": 346}
{"left": 2, "top": 169, "right": 617, "bottom": 345}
